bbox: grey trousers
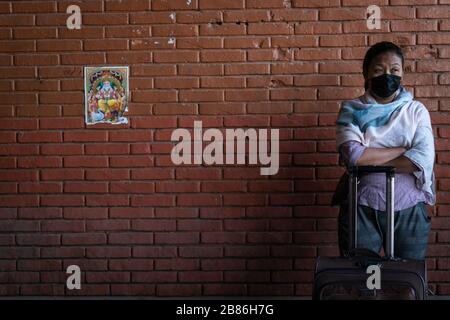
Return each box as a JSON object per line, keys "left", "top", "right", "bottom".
{"left": 338, "top": 201, "right": 431, "bottom": 260}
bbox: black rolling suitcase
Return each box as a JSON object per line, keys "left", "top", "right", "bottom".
{"left": 313, "top": 166, "right": 428, "bottom": 300}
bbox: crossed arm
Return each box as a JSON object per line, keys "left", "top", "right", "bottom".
{"left": 338, "top": 107, "right": 433, "bottom": 174}
{"left": 340, "top": 141, "right": 420, "bottom": 173}
{"left": 355, "top": 147, "right": 420, "bottom": 173}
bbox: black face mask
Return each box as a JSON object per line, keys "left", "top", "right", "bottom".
{"left": 369, "top": 74, "right": 401, "bottom": 98}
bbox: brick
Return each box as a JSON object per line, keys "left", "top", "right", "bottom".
{"left": 0, "top": 145, "right": 38, "bottom": 156}
{"left": 154, "top": 77, "right": 199, "bottom": 89}
{"left": 0, "top": 170, "right": 38, "bottom": 181}
{"left": 153, "top": 51, "right": 199, "bottom": 63}
{"left": 110, "top": 182, "right": 155, "bottom": 194}
{"left": 86, "top": 247, "right": 131, "bottom": 258}
{"left": 84, "top": 39, "right": 128, "bottom": 51}
{"left": 0, "top": 15, "right": 34, "bottom": 26}
{"left": 201, "top": 232, "right": 246, "bottom": 244}
{"left": 0, "top": 248, "right": 39, "bottom": 259}
{"left": 199, "top": 24, "right": 245, "bottom": 36}
{"left": 178, "top": 271, "right": 222, "bottom": 282}
{"left": 62, "top": 259, "right": 107, "bottom": 271}
{"left": 174, "top": 37, "right": 222, "bottom": 49}
{"left": 86, "top": 220, "right": 130, "bottom": 232}
{"left": 0, "top": 93, "right": 37, "bottom": 104}
{"left": 41, "top": 220, "right": 85, "bottom": 232}
{"left": 179, "top": 246, "right": 223, "bottom": 258}
{"left": 320, "top": 35, "right": 366, "bottom": 47}
{"left": 13, "top": 1, "right": 56, "bottom": 13}
{"left": 224, "top": 271, "right": 270, "bottom": 282}
{"left": 153, "top": 24, "right": 198, "bottom": 37}
{"left": 109, "top": 155, "right": 153, "bottom": 168}
{"left": 15, "top": 80, "right": 59, "bottom": 91}
{"left": 154, "top": 232, "right": 199, "bottom": 244}
{"left": 107, "top": 52, "right": 152, "bottom": 64}
{"left": 86, "top": 195, "right": 129, "bottom": 207}
{"left": 133, "top": 271, "right": 178, "bottom": 284}
{"left": 131, "top": 219, "right": 176, "bottom": 231}
{"left": 86, "top": 271, "right": 131, "bottom": 284}
{"left": 152, "top": 0, "right": 198, "bottom": 10}
{"left": 60, "top": 53, "right": 105, "bottom": 65}
{"left": 133, "top": 246, "right": 177, "bottom": 258}
{"left": 14, "top": 27, "right": 57, "bottom": 39}
{"left": 201, "top": 50, "right": 245, "bottom": 62}
{"left": 19, "top": 182, "right": 62, "bottom": 194}
{"left": 58, "top": 27, "right": 104, "bottom": 39}
{"left": 62, "top": 207, "right": 107, "bottom": 219}
{"left": 111, "top": 284, "right": 155, "bottom": 295}
{"left": 0, "top": 220, "right": 39, "bottom": 232}
{"left": 130, "top": 12, "right": 176, "bottom": 24}
{"left": 132, "top": 90, "right": 177, "bottom": 103}
{"left": 156, "top": 284, "right": 202, "bottom": 297}
{"left": 109, "top": 208, "right": 154, "bottom": 219}
{"left": 156, "top": 208, "right": 198, "bottom": 218}
{"left": 417, "top": 6, "right": 450, "bottom": 19}
{"left": 41, "top": 247, "right": 85, "bottom": 258}
{"left": 155, "top": 181, "right": 199, "bottom": 193}
{"left": 177, "top": 194, "right": 221, "bottom": 206}
{"left": 40, "top": 169, "right": 83, "bottom": 182}
{"left": 248, "top": 22, "right": 294, "bottom": 35}
{"left": 18, "top": 259, "right": 62, "bottom": 271}
{"left": 16, "top": 234, "right": 60, "bottom": 246}
{"left": 18, "top": 207, "right": 62, "bottom": 219}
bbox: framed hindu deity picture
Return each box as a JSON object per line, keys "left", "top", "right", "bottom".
{"left": 84, "top": 66, "right": 129, "bottom": 125}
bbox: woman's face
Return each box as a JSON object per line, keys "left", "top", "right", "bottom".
{"left": 366, "top": 51, "right": 403, "bottom": 82}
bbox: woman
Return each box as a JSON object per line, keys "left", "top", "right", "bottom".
{"left": 334, "top": 41, "right": 436, "bottom": 260}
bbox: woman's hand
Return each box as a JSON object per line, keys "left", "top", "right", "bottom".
{"left": 355, "top": 146, "right": 420, "bottom": 173}
{"left": 355, "top": 147, "right": 406, "bottom": 166}
{"left": 383, "top": 156, "right": 421, "bottom": 173}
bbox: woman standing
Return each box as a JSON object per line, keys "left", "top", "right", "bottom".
{"left": 335, "top": 42, "right": 436, "bottom": 260}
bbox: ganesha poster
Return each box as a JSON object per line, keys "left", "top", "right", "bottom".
{"left": 84, "top": 66, "right": 129, "bottom": 125}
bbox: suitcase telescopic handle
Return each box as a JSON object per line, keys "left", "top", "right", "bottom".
{"left": 347, "top": 165, "right": 396, "bottom": 259}
{"left": 348, "top": 165, "right": 395, "bottom": 176}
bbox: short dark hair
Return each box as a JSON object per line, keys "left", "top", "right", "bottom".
{"left": 363, "top": 41, "right": 405, "bottom": 89}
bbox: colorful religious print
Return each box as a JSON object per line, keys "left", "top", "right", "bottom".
{"left": 84, "top": 66, "right": 129, "bottom": 125}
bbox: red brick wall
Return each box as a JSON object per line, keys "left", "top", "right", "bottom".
{"left": 1, "top": 0, "right": 450, "bottom": 296}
